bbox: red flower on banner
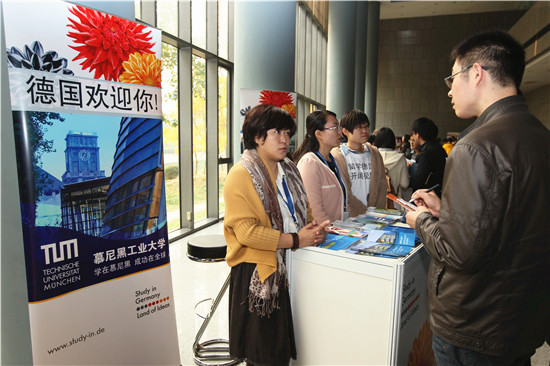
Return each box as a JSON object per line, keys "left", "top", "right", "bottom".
{"left": 67, "top": 5, "right": 155, "bottom": 81}
{"left": 119, "top": 52, "right": 161, "bottom": 87}
{"left": 259, "top": 90, "right": 294, "bottom": 108}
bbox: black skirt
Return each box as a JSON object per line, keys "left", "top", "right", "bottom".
{"left": 229, "top": 262, "right": 296, "bottom": 365}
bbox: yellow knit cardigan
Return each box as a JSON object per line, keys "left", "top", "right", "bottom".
{"left": 223, "top": 159, "right": 312, "bottom": 283}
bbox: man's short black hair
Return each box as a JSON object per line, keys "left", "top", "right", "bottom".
{"left": 242, "top": 104, "right": 296, "bottom": 150}
{"left": 450, "top": 30, "right": 525, "bottom": 92}
{"left": 340, "top": 109, "right": 370, "bottom": 132}
{"left": 412, "top": 117, "right": 438, "bottom": 142}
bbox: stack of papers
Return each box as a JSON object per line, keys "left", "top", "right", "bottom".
{"left": 346, "top": 226, "right": 420, "bottom": 258}
{"left": 317, "top": 233, "right": 360, "bottom": 251}
{"left": 315, "top": 207, "right": 419, "bottom": 258}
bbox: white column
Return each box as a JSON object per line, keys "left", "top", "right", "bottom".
{"left": 233, "top": 1, "right": 297, "bottom": 161}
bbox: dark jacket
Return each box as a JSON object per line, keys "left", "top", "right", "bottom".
{"left": 415, "top": 96, "right": 550, "bottom": 357}
{"left": 409, "top": 139, "right": 446, "bottom": 196}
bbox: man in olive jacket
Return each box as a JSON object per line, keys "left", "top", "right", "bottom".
{"left": 406, "top": 30, "right": 550, "bottom": 365}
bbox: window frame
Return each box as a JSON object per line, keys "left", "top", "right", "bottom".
{"left": 135, "top": 0, "right": 234, "bottom": 241}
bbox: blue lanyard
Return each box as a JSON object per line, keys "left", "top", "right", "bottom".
{"left": 314, "top": 151, "right": 347, "bottom": 208}
{"left": 277, "top": 176, "right": 298, "bottom": 224}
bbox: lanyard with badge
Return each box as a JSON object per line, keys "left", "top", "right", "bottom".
{"left": 277, "top": 176, "right": 298, "bottom": 226}
{"left": 314, "top": 150, "right": 347, "bottom": 213}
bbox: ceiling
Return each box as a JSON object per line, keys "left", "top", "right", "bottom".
{"left": 379, "top": 1, "right": 533, "bottom": 20}
{"left": 379, "top": 1, "right": 548, "bottom": 93}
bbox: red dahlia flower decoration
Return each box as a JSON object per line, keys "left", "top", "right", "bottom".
{"left": 67, "top": 5, "right": 155, "bottom": 81}
{"left": 259, "top": 90, "right": 294, "bottom": 108}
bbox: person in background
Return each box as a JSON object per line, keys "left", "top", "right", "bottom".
{"left": 375, "top": 127, "right": 410, "bottom": 199}
{"left": 224, "top": 104, "right": 329, "bottom": 366}
{"left": 441, "top": 135, "right": 457, "bottom": 156}
{"left": 395, "top": 135, "right": 403, "bottom": 151}
{"left": 406, "top": 30, "right": 550, "bottom": 366}
{"left": 367, "top": 134, "right": 377, "bottom": 145}
{"left": 331, "top": 109, "right": 387, "bottom": 217}
{"left": 294, "top": 110, "right": 347, "bottom": 223}
{"left": 408, "top": 117, "right": 447, "bottom": 196}
{"left": 401, "top": 134, "right": 416, "bottom": 160}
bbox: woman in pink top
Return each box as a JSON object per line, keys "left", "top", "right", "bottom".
{"left": 293, "top": 110, "right": 347, "bottom": 223}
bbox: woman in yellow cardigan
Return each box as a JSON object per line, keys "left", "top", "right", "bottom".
{"left": 224, "top": 104, "right": 329, "bottom": 366}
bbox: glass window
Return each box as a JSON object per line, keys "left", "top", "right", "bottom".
{"left": 157, "top": 1, "right": 178, "bottom": 36}
{"left": 218, "top": 67, "right": 229, "bottom": 159}
{"left": 218, "top": 164, "right": 228, "bottom": 214}
{"left": 136, "top": 0, "right": 232, "bottom": 238}
{"left": 192, "top": 0, "right": 207, "bottom": 49}
{"left": 295, "top": 2, "right": 328, "bottom": 141}
{"left": 218, "top": 0, "right": 228, "bottom": 59}
{"left": 192, "top": 55, "right": 206, "bottom": 223}
{"left": 161, "top": 43, "right": 181, "bottom": 232}
{"left": 218, "top": 66, "right": 230, "bottom": 213}
{"left": 134, "top": 0, "right": 141, "bottom": 20}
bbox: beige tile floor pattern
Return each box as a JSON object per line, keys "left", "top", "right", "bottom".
{"left": 169, "top": 222, "right": 549, "bottom": 366}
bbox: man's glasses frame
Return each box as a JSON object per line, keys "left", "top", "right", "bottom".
{"left": 355, "top": 124, "right": 370, "bottom": 130}
{"left": 444, "top": 64, "right": 488, "bottom": 89}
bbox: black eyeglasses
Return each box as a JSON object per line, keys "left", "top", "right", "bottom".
{"left": 444, "top": 65, "right": 488, "bottom": 89}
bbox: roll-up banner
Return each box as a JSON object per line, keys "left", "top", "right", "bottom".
{"left": 2, "top": 1, "right": 181, "bottom": 364}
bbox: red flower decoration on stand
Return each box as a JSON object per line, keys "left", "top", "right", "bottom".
{"left": 259, "top": 90, "right": 296, "bottom": 118}
{"left": 67, "top": 5, "right": 155, "bottom": 81}
{"left": 259, "top": 90, "right": 294, "bottom": 108}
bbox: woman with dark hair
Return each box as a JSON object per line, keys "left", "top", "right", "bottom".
{"left": 400, "top": 134, "right": 414, "bottom": 159}
{"left": 293, "top": 110, "right": 348, "bottom": 223}
{"left": 224, "top": 104, "right": 329, "bottom": 366}
{"left": 375, "top": 127, "right": 410, "bottom": 199}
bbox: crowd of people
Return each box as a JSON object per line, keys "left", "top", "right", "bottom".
{"left": 222, "top": 30, "right": 549, "bottom": 366}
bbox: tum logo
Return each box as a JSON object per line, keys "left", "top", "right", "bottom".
{"left": 41, "top": 239, "right": 79, "bottom": 265}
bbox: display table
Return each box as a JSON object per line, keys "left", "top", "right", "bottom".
{"left": 288, "top": 244, "right": 434, "bottom": 365}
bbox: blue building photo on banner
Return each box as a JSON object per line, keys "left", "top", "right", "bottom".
{"left": 16, "top": 112, "right": 166, "bottom": 239}
{"left": 12, "top": 110, "right": 168, "bottom": 302}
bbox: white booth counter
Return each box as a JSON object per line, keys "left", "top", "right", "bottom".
{"left": 288, "top": 244, "right": 434, "bottom": 365}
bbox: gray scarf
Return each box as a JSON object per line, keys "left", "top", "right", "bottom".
{"left": 240, "top": 149, "right": 308, "bottom": 317}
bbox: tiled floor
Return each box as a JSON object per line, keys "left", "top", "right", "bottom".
{"left": 169, "top": 222, "right": 550, "bottom": 366}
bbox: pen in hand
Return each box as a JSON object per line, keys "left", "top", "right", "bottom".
{"left": 409, "top": 183, "right": 440, "bottom": 203}
{"left": 424, "top": 183, "right": 440, "bottom": 193}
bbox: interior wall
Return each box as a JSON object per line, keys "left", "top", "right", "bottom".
{"left": 525, "top": 85, "right": 550, "bottom": 130}
{"left": 376, "top": 10, "right": 527, "bottom": 138}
